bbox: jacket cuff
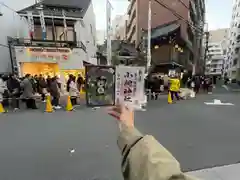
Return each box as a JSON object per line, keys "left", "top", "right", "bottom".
{"left": 117, "top": 123, "right": 143, "bottom": 153}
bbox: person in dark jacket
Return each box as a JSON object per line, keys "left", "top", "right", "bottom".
{"left": 38, "top": 74, "right": 47, "bottom": 102}
{"left": 21, "top": 74, "right": 37, "bottom": 109}
{"left": 1, "top": 74, "right": 10, "bottom": 108}
{"left": 49, "top": 76, "right": 61, "bottom": 109}
{"left": 107, "top": 105, "right": 198, "bottom": 180}
{"left": 77, "top": 74, "right": 84, "bottom": 92}
{"left": 7, "top": 74, "right": 21, "bottom": 110}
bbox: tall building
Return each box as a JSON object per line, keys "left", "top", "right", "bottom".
{"left": 126, "top": 0, "right": 205, "bottom": 74}
{"left": 205, "top": 28, "right": 228, "bottom": 77}
{"left": 9, "top": 0, "right": 97, "bottom": 79}
{"left": 112, "top": 14, "right": 128, "bottom": 40}
{"left": 226, "top": 0, "right": 240, "bottom": 81}
{"left": 96, "top": 30, "right": 105, "bottom": 45}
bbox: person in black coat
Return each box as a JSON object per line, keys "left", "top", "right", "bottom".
{"left": 7, "top": 74, "right": 21, "bottom": 109}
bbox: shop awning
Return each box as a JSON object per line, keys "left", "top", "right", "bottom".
{"left": 142, "top": 20, "right": 180, "bottom": 40}
{"left": 151, "top": 22, "right": 180, "bottom": 39}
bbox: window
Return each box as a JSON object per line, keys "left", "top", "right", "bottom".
{"left": 90, "top": 24, "right": 93, "bottom": 35}
{"left": 233, "top": 58, "right": 238, "bottom": 65}
{"left": 235, "top": 47, "right": 239, "bottom": 53}
{"left": 55, "top": 26, "right": 74, "bottom": 41}
{"left": 237, "top": 35, "right": 240, "bottom": 42}
{"left": 33, "top": 25, "right": 53, "bottom": 40}
{"left": 223, "top": 49, "right": 227, "bottom": 55}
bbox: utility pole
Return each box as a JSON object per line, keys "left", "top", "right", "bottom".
{"left": 203, "top": 23, "right": 209, "bottom": 75}
{"left": 147, "top": 0, "right": 152, "bottom": 73}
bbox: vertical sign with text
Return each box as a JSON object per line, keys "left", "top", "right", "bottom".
{"left": 115, "top": 66, "right": 145, "bottom": 109}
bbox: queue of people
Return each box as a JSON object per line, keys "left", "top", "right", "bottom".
{"left": 0, "top": 73, "right": 85, "bottom": 111}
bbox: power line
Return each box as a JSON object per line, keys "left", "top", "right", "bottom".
{"left": 0, "top": 43, "right": 8, "bottom": 48}
{"left": 0, "top": 2, "right": 17, "bottom": 13}
{"left": 176, "top": 0, "right": 188, "bottom": 10}
{"left": 152, "top": 0, "right": 204, "bottom": 33}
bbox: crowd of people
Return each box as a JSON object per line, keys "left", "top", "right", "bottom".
{"left": 0, "top": 73, "right": 85, "bottom": 111}
{"left": 144, "top": 73, "right": 214, "bottom": 101}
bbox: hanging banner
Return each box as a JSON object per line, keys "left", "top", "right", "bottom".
{"left": 106, "top": 0, "right": 112, "bottom": 65}
{"left": 85, "top": 65, "right": 115, "bottom": 106}
{"left": 39, "top": 10, "right": 46, "bottom": 40}
{"left": 27, "top": 11, "right": 34, "bottom": 39}
{"left": 115, "top": 66, "right": 145, "bottom": 110}
{"left": 62, "top": 10, "right": 68, "bottom": 40}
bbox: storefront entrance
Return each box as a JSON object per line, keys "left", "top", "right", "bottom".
{"left": 20, "top": 62, "right": 60, "bottom": 77}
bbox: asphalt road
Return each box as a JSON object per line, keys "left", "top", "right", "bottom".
{"left": 0, "top": 90, "right": 240, "bottom": 180}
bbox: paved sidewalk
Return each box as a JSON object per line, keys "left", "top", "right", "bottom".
{"left": 187, "top": 163, "right": 240, "bottom": 180}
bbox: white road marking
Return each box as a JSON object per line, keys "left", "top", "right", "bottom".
{"left": 222, "top": 85, "right": 229, "bottom": 91}
{"left": 204, "top": 99, "right": 234, "bottom": 106}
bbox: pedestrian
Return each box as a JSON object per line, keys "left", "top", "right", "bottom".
{"left": 67, "top": 75, "right": 79, "bottom": 106}
{"left": 194, "top": 76, "right": 200, "bottom": 94}
{"left": 7, "top": 74, "right": 21, "bottom": 110}
{"left": 21, "top": 74, "right": 37, "bottom": 109}
{"left": 169, "top": 75, "right": 180, "bottom": 102}
{"left": 77, "top": 74, "right": 84, "bottom": 92}
{"left": 38, "top": 74, "right": 47, "bottom": 102}
{"left": 49, "top": 76, "right": 61, "bottom": 109}
{"left": 0, "top": 74, "right": 7, "bottom": 107}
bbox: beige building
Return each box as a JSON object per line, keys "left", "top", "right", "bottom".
{"left": 205, "top": 28, "right": 228, "bottom": 76}
{"left": 96, "top": 30, "right": 105, "bottom": 45}
{"left": 112, "top": 15, "right": 128, "bottom": 40}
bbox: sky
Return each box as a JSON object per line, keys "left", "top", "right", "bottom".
{"left": 93, "top": 0, "right": 233, "bottom": 31}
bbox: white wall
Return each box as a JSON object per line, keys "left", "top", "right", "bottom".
{"left": 112, "top": 14, "right": 128, "bottom": 40}
{"left": 96, "top": 30, "right": 105, "bottom": 45}
{"left": 0, "top": 0, "right": 34, "bottom": 73}
{"left": 75, "top": 2, "right": 97, "bottom": 65}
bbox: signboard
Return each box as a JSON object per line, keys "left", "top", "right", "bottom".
{"left": 85, "top": 65, "right": 115, "bottom": 106}
{"left": 115, "top": 66, "right": 145, "bottom": 110}
{"left": 14, "top": 46, "right": 84, "bottom": 69}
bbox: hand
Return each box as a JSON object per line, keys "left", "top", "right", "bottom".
{"left": 107, "top": 104, "right": 135, "bottom": 128}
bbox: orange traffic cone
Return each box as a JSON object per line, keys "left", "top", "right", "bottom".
{"left": 66, "top": 96, "right": 73, "bottom": 111}
{"left": 45, "top": 95, "right": 53, "bottom": 113}
{"left": 168, "top": 92, "right": 172, "bottom": 104}
{"left": 0, "top": 102, "right": 5, "bottom": 113}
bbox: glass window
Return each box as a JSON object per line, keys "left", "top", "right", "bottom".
{"left": 54, "top": 26, "right": 74, "bottom": 41}
{"left": 233, "top": 58, "right": 237, "bottom": 65}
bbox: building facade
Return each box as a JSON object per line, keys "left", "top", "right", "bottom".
{"left": 0, "top": 0, "right": 35, "bottom": 74}
{"left": 112, "top": 14, "right": 128, "bottom": 40}
{"left": 10, "top": 0, "right": 97, "bottom": 79}
{"left": 226, "top": 0, "right": 240, "bottom": 81}
{"left": 205, "top": 28, "right": 228, "bottom": 77}
{"left": 126, "top": 0, "right": 205, "bottom": 74}
{"left": 96, "top": 30, "right": 105, "bottom": 45}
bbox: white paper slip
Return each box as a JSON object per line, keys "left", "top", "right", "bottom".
{"left": 115, "top": 65, "right": 145, "bottom": 110}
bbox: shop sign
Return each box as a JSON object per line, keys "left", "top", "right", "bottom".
{"left": 29, "top": 47, "right": 71, "bottom": 54}
{"left": 15, "top": 46, "right": 85, "bottom": 68}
